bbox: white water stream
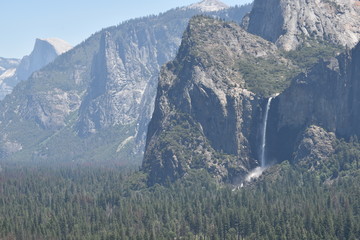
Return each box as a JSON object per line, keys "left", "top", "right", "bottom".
{"left": 260, "top": 97, "right": 272, "bottom": 167}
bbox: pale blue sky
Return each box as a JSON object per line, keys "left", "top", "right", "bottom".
{"left": 0, "top": 0, "right": 252, "bottom": 59}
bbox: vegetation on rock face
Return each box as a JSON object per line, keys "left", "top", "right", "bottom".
{"left": 237, "top": 39, "right": 344, "bottom": 97}
{"left": 176, "top": 17, "right": 345, "bottom": 98}
{"left": 237, "top": 57, "right": 299, "bottom": 97}
{"left": 297, "top": 136, "right": 360, "bottom": 182}
{"left": 283, "top": 39, "right": 344, "bottom": 71}
{"left": 144, "top": 111, "right": 241, "bottom": 185}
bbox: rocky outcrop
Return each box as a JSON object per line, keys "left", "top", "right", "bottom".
{"left": 143, "top": 16, "right": 291, "bottom": 184}
{"left": 245, "top": 0, "right": 360, "bottom": 50}
{"left": 24, "top": 89, "right": 81, "bottom": 129}
{"left": 77, "top": 25, "right": 161, "bottom": 136}
{"left": 294, "top": 125, "right": 336, "bottom": 167}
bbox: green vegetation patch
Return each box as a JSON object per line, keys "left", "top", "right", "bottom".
{"left": 157, "top": 112, "right": 206, "bottom": 168}
{"left": 283, "top": 39, "right": 344, "bottom": 71}
{"left": 237, "top": 39, "right": 344, "bottom": 97}
{"left": 297, "top": 136, "right": 360, "bottom": 182}
{"left": 237, "top": 57, "right": 299, "bottom": 97}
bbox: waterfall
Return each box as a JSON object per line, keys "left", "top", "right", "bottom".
{"left": 260, "top": 97, "right": 272, "bottom": 167}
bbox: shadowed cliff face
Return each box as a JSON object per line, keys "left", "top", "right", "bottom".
{"left": 268, "top": 43, "right": 360, "bottom": 162}
{"left": 246, "top": 0, "right": 360, "bottom": 51}
{"left": 142, "top": 16, "right": 294, "bottom": 185}
{"left": 278, "top": 43, "right": 360, "bottom": 136}
{"left": 246, "top": 0, "right": 284, "bottom": 44}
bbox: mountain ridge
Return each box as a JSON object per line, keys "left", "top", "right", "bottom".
{"left": 0, "top": 4, "right": 252, "bottom": 164}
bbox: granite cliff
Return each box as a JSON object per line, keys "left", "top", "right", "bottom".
{"left": 143, "top": 0, "right": 360, "bottom": 184}
{"left": 245, "top": 0, "right": 360, "bottom": 51}
{"left": 143, "top": 16, "right": 295, "bottom": 184}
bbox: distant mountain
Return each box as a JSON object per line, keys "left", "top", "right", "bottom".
{"left": 0, "top": 38, "right": 72, "bottom": 100}
{"left": 0, "top": 2, "right": 252, "bottom": 164}
{"left": 0, "top": 58, "right": 20, "bottom": 99}
{"left": 16, "top": 38, "right": 72, "bottom": 81}
{"left": 0, "top": 57, "right": 20, "bottom": 74}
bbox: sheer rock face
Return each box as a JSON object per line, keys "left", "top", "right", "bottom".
{"left": 143, "top": 0, "right": 360, "bottom": 184}
{"left": 143, "top": 17, "right": 288, "bottom": 184}
{"left": 246, "top": 0, "right": 360, "bottom": 50}
{"left": 77, "top": 31, "right": 155, "bottom": 135}
{"left": 268, "top": 42, "right": 360, "bottom": 162}
{"left": 278, "top": 43, "right": 360, "bottom": 136}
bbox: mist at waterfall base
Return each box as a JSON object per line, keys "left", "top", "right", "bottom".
{"left": 245, "top": 167, "right": 265, "bottom": 182}
{"left": 243, "top": 97, "right": 273, "bottom": 184}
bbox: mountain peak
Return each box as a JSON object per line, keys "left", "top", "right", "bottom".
{"left": 13, "top": 38, "right": 73, "bottom": 84}
{"left": 36, "top": 38, "right": 72, "bottom": 55}
{"left": 188, "top": 0, "right": 229, "bottom": 12}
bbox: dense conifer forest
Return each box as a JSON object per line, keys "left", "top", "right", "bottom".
{"left": 1, "top": 158, "right": 360, "bottom": 239}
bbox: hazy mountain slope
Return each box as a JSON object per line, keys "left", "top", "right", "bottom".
{"left": 0, "top": 58, "right": 20, "bottom": 99}
{"left": 0, "top": 58, "right": 20, "bottom": 74}
{"left": 0, "top": 3, "right": 252, "bottom": 164}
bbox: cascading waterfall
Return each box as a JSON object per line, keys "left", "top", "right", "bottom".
{"left": 260, "top": 97, "right": 272, "bottom": 167}
{"left": 241, "top": 97, "right": 274, "bottom": 185}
